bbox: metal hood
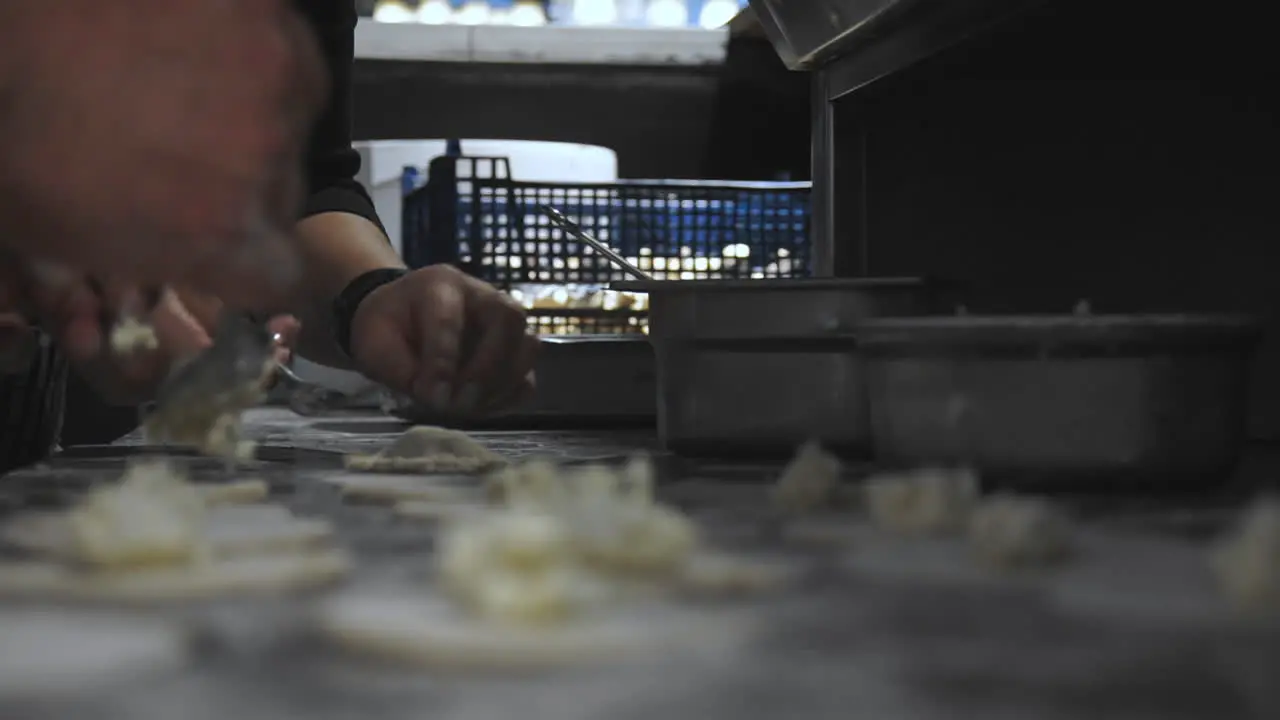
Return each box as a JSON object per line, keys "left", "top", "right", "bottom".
{"left": 748, "top": 0, "right": 1037, "bottom": 73}
{"left": 747, "top": 0, "right": 919, "bottom": 70}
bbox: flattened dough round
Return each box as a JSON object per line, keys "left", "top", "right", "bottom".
{"left": 316, "top": 591, "right": 725, "bottom": 671}
{"left": 197, "top": 479, "right": 269, "bottom": 505}
{"left": 207, "top": 515, "right": 334, "bottom": 557}
{"left": 676, "top": 553, "right": 796, "bottom": 596}
{"left": 0, "top": 551, "right": 351, "bottom": 604}
{"left": 393, "top": 500, "right": 492, "bottom": 522}
{"left": 2, "top": 504, "right": 333, "bottom": 560}
{"left": 0, "top": 610, "right": 188, "bottom": 698}
{"left": 325, "top": 474, "right": 485, "bottom": 504}
{"left": 343, "top": 426, "right": 506, "bottom": 474}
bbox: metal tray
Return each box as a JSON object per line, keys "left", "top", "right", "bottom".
{"left": 612, "top": 277, "right": 931, "bottom": 341}
{"left": 613, "top": 278, "right": 936, "bottom": 457}
{"left": 388, "top": 335, "right": 656, "bottom": 428}
{"left": 859, "top": 314, "right": 1264, "bottom": 489}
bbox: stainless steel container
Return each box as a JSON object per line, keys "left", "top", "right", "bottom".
{"left": 859, "top": 314, "right": 1263, "bottom": 487}
{"left": 527, "top": 335, "right": 655, "bottom": 420}
{"left": 385, "top": 334, "right": 656, "bottom": 425}
{"left": 612, "top": 278, "right": 933, "bottom": 456}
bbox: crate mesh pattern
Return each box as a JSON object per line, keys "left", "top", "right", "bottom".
{"left": 403, "top": 156, "right": 812, "bottom": 335}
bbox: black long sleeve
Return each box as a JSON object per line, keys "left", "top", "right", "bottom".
{"left": 296, "top": 0, "right": 385, "bottom": 235}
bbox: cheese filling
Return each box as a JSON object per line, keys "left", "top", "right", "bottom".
{"left": 437, "top": 511, "right": 603, "bottom": 625}
{"left": 67, "top": 461, "right": 209, "bottom": 569}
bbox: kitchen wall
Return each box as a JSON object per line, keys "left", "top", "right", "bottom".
{"left": 350, "top": 36, "right": 809, "bottom": 181}
{"left": 834, "top": 1, "right": 1280, "bottom": 435}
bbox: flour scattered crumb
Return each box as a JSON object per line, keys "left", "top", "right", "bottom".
{"left": 344, "top": 426, "right": 506, "bottom": 473}
{"left": 1211, "top": 497, "right": 1280, "bottom": 614}
{"left": 969, "top": 495, "right": 1073, "bottom": 569}
{"left": 108, "top": 317, "right": 159, "bottom": 354}
{"left": 485, "top": 459, "right": 564, "bottom": 506}
{"left": 772, "top": 441, "right": 842, "bottom": 514}
{"left": 142, "top": 355, "right": 274, "bottom": 461}
{"left": 865, "top": 467, "right": 979, "bottom": 535}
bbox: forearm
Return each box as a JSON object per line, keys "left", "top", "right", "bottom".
{"left": 290, "top": 211, "right": 405, "bottom": 368}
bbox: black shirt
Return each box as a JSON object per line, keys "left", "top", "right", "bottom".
{"left": 0, "top": 0, "right": 379, "bottom": 473}
{"left": 297, "top": 0, "right": 381, "bottom": 229}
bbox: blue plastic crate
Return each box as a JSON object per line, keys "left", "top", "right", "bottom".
{"left": 402, "top": 156, "right": 812, "bottom": 286}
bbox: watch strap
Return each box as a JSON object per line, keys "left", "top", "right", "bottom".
{"left": 331, "top": 268, "right": 410, "bottom": 358}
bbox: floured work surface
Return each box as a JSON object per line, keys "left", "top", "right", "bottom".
{"left": 0, "top": 408, "right": 1276, "bottom": 720}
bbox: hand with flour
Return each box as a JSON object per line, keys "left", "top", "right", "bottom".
{"left": 0, "top": 0, "right": 325, "bottom": 308}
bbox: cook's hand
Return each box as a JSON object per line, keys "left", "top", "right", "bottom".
{"left": 169, "top": 286, "right": 300, "bottom": 367}
{"left": 29, "top": 277, "right": 212, "bottom": 404}
{"left": 0, "top": 0, "right": 325, "bottom": 308}
{"left": 349, "top": 265, "right": 538, "bottom": 416}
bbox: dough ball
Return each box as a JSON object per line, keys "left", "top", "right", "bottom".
{"left": 436, "top": 511, "right": 605, "bottom": 625}
{"left": 486, "top": 459, "right": 562, "bottom": 507}
{"left": 771, "top": 441, "right": 841, "bottom": 514}
{"left": 65, "top": 460, "right": 209, "bottom": 569}
{"left": 968, "top": 495, "right": 1073, "bottom": 569}
{"left": 865, "top": 467, "right": 979, "bottom": 535}
{"left": 1211, "top": 497, "right": 1280, "bottom": 614}
{"left": 108, "top": 317, "right": 159, "bottom": 354}
{"left": 344, "top": 426, "right": 505, "bottom": 474}
{"left": 572, "top": 504, "right": 698, "bottom": 576}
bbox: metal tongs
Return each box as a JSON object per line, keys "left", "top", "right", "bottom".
{"left": 152, "top": 313, "right": 344, "bottom": 419}
{"left": 538, "top": 205, "right": 654, "bottom": 281}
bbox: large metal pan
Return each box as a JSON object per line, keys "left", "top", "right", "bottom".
{"left": 612, "top": 278, "right": 935, "bottom": 456}
{"left": 859, "top": 314, "right": 1263, "bottom": 489}
{"left": 385, "top": 334, "right": 655, "bottom": 428}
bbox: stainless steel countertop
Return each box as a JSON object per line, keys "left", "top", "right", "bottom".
{"left": 0, "top": 409, "right": 1277, "bottom": 720}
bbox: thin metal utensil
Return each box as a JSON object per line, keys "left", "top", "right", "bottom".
{"left": 538, "top": 205, "right": 654, "bottom": 281}
{"left": 151, "top": 313, "right": 346, "bottom": 419}
{"left": 151, "top": 313, "right": 277, "bottom": 415}
{"left": 272, "top": 355, "right": 352, "bottom": 417}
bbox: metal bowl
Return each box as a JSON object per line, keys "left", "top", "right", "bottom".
{"left": 859, "top": 314, "right": 1263, "bottom": 488}
{"left": 611, "top": 277, "right": 934, "bottom": 456}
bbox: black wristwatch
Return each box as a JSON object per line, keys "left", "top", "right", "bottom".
{"left": 331, "top": 268, "right": 410, "bottom": 358}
